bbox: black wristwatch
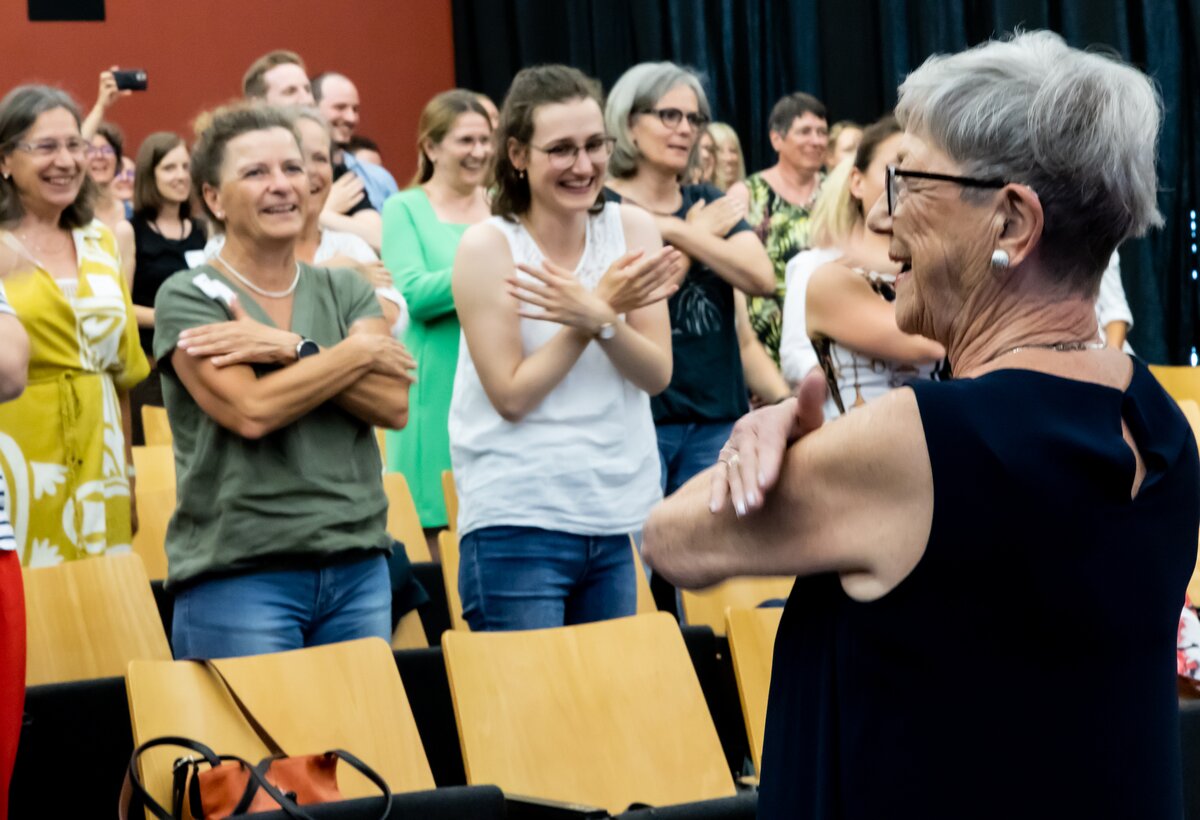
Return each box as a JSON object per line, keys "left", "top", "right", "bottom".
{"left": 295, "top": 338, "right": 320, "bottom": 360}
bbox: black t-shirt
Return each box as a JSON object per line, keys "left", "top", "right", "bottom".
{"left": 130, "top": 213, "right": 208, "bottom": 356}
{"left": 332, "top": 160, "right": 376, "bottom": 216}
{"left": 604, "top": 183, "right": 750, "bottom": 424}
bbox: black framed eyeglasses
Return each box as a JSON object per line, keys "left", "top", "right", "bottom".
{"left": 529, "top": 136, "right": 617, "bottom": 169}
{"left": 638, "top": 107, "right": 710, "bottom": 130}
{"left": 886, "top": 165, "right": 1009, "bottom": 216}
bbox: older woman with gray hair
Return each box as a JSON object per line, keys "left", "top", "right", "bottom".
{"left": 603, "top": 62, "right": 777, "bottom": 505}
{"left": 644, "top": 31, "right": 1196, "bottom": 818}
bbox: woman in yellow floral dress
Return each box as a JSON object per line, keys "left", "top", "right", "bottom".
{"left": 0, "top": 85, "right": 148, "bottom": 568}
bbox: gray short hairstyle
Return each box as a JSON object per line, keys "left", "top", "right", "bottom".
{"left": 896, "top": 30, "right": 1162, "bottom": 290}
{"left": 605, "top": 62, "right": 711, "bottom": 180}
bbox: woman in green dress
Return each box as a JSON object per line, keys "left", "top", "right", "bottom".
{"left": 381, "top": 90, "right": 492, "bottom": 549}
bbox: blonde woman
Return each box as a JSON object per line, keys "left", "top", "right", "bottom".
{"left": 779, "top": 115, "right": 942, "bottom": 415}
{"left": 707, "top": 121, "right": 746, "bottom": 191}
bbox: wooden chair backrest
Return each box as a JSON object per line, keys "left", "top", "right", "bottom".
{"left": 680, "top": 576, "right": 794, "bottom": 636}
{"left": 375, "top": 427, "right": 387, "bottom": 462}
{"left": 1150, "top": 365, "right": 1200, "bottom": 406}
{"left": 629, "top": 537, "right": 656, "bottom": 615}
{"left": 441, "top": 470, "right": 458, "bottom": 534}
{"left": 24, "top": 553, "right": 171, "bottom": 685}
{"left": 1177, "top": 400, "right": 1200, "bottom": 604}
{"left": 383, "top": 472, "right": 432, "bottom": 563}
{"left": 391, "top": 610, "right": 428, "bottom": 650}
{"left": 725, "top": 607, "right": 784, "bottom": 773}
{"left": 131, "top": 445, "right": 175, "bottom": 492}
{"left": 443, "top": 612, "right": 735, "bottom": 813}
{"left": 141, "top": 406, "right": 173, "bottom": 447}
{"left": 130, "top": 487, "right": 172, "bottom": 582}
{"left": 438, "top": 530, "right": 467, "bottom": 631}
{"left": 126, "top": 638, "right": 434, "bottom": 812}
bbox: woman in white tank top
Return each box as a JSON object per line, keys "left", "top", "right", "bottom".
{"left": 784, "top": 116, "right": 943, "bottom": 418}
{"left": 448, "top": 65, "right": 682, "bottom": 632}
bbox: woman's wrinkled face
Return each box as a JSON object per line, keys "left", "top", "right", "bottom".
{"left": 0, "top": 107, "right": 87, "bottom": 214}
{"left": 87, "top": 134, "right": 118, "bottom": 184}
{"left": 296, "top": 118, "right": 334, "bottom": 213}
{"left": 205, "top": 126, "right": 309, "bottom": 244}
{"left": 629, "top": 84, "right": 704, "bottom": 175}
{"left": 866, "top": 131, "right": 999, "bottom": 342}
{"left": 154, "top": 143, "right": 192, "bottom": 206}
{"left": 771, "top": 112, "right": 828, "bottom": 176}
{"left": 427, "top": 111, "right": 493, "bottom": 189}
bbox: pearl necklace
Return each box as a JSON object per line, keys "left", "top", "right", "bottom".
{"left": 216, "top": 252, "right": 300, "bottom": 299}
{"left": 987, "top": 340, "right": 1105, "bottom": 363}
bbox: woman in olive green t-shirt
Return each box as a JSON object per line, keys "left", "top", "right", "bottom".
{"left": 154, "top": 105, "right": 415, "bottom": 660}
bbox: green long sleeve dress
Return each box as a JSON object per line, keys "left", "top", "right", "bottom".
{"left": 381, "top": 188, "right": 471, "bottom": 528}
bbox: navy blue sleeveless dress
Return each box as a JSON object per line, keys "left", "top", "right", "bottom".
{"left": 757, "top": 360, "right": 1198, "bottom": 819}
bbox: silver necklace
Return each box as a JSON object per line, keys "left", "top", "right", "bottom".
{"left": 216, "top": 252, "right": 300, "bottom": 298}
{"left": 988, "top": 340, "right": 1105, "bottom": 363}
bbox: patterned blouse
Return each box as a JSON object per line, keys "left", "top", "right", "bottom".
{"left": 743, "top": 171, "right": 823, "bottom": 363}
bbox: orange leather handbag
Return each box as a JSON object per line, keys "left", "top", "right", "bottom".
{"left": 118, "top": 661, "right": 392, "bottom": 819}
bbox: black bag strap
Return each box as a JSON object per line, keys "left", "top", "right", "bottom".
{"left": 324, "top": 749, "right": 393, "bottom": 820}
{"left": 200, "top": 659, "right": 287, "bottom": 756}
{"left": 119, "top": 735, "right": 233, "bottom": 820}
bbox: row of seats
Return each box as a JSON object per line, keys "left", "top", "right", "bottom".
{"left": 18, "top": 549, "right": 781, "bottom": 816}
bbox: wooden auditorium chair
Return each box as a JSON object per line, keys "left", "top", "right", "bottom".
{"left": 724, "top": 607, "right": 784, "bottom": 774}
{"left": 23, "top": 552, "right": 171, "bottom": 685}
{"left": 679, "top": 576, "right": 794, "bottom": 637}
{"left": 443, "top": 612, "right": 742, "bottom": 814}
{"left": 140, "top": 405, "right": 173, "bottom": 447}
{"left": 383, "top": 472, "right": 432, "bottom": 563}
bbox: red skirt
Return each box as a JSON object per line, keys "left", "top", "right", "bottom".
{"left": 0, "top": 551, "right": 25, "bottom": 820}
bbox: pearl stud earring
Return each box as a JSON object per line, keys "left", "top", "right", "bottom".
{"left": 990, "top": 249, "right": 1010, "bottom": 268}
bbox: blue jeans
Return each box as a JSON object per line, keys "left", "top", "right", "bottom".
{"left": 656, "top": 421, "right": 736, "bottom": 496}
{"left": 459, "top": 526, "right": 636, "bottom": 631}
{"left": 172, "top": 553, "right": 392, "bottom": 660}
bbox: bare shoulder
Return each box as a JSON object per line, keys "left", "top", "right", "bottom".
{"left": 808, "top": 386, "right": 929, "bottom": 491}
{"left": 809, "top": 387, "right": 933, "bottom": 598}
{"left": 617, "top": 202, "right": 662, "bottom": 252}
{"left": 454, "top": 222, "right": 511, "bottom": 276}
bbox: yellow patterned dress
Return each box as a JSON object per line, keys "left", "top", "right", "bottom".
{"left": 0, "top": 221, "right": 148, "bottom": 567}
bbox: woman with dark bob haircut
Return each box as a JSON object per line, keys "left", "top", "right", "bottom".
{"left": 646, "top": 31, "right": 1195, "bottom": 819}
{"left": 152, "top": 103, "right": 414, "bottom": 659}
{"left": 0, "top": 84, "right": 148, "bottom": 569}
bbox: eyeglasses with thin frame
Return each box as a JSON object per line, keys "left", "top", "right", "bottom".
{"left": 86, "top": 144, "right": 116, "bottom": 158}
{"left": 529, "top": 136, "right": 617, "bottom": 169}
{"left": 11, "top": 138, "right": 89, "bottom": 159}
{"left": 638, "top": 107, "right": 710, "bottom": 131}
{"left": 886, "top": 165, "right": 1008, "bottom": 216}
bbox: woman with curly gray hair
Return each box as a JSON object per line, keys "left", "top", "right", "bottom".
{"left": 645, "top": 31, "right": 1194, "bottom": 818}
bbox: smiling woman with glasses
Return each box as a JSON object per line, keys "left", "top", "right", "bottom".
{"left": 644, "top": 32, "right": 1194, "bottom": 819}
{"left": 603, "top": 61, "right": 778, "bottom": 577}
{"left": 0, "top": 84, "right": 149, "bottom": 569}
{"left": 448, "top": 64, "right": 682, "bottom": 631}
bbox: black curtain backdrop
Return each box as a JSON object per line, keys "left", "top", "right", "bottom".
{"left": 452, "top": 0, "right": 1200, "bottom": 364}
